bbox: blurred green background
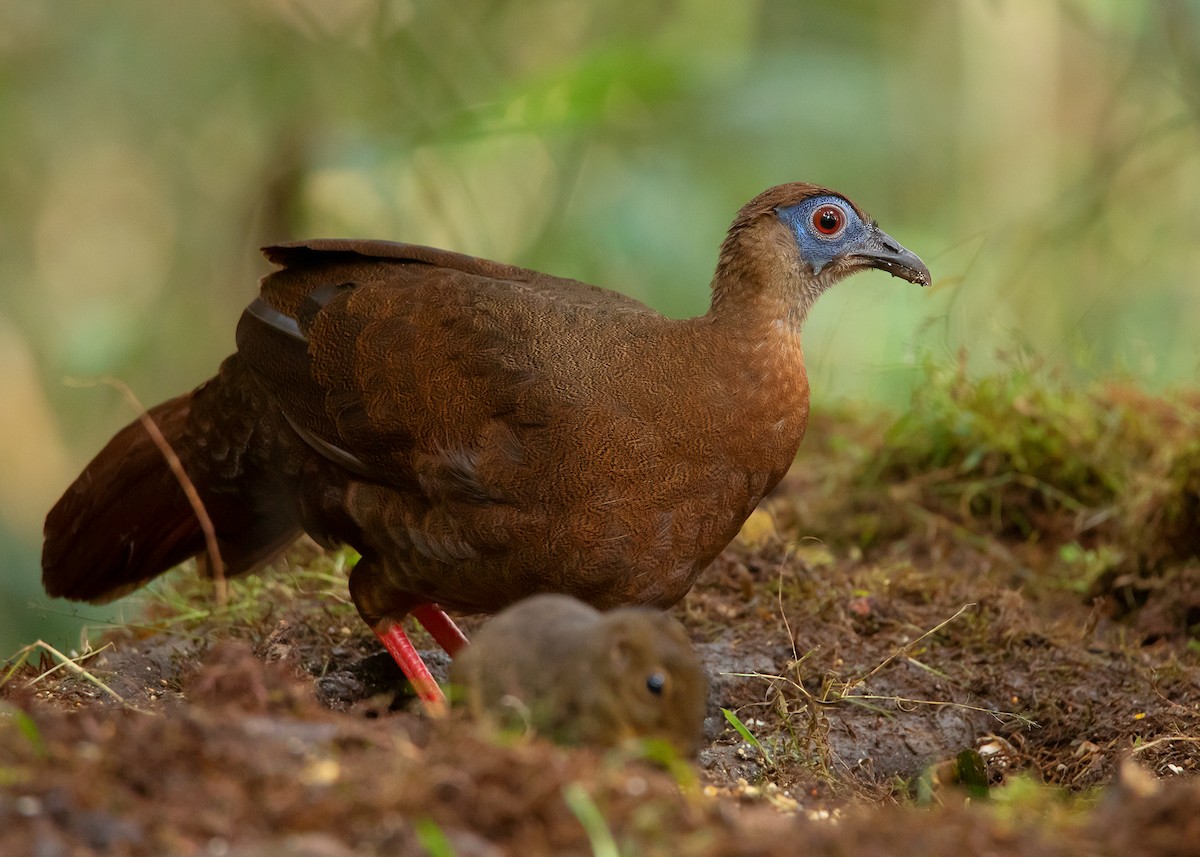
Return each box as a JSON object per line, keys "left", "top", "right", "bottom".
{"left": 1, "top": 1, "right": 1198, "bottom": 656}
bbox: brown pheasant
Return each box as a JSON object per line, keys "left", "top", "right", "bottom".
{"left": 43, "top": 183, "right": 930, "bottom": 707}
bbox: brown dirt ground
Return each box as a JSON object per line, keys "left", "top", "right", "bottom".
{"left": 3, "top": 412, "right": 1199, "bottom": 856}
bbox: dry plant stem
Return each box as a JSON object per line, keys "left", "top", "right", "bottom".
{"left": 726, "top": 670, "right": 1034, "bottom": 727}
{"left": 1129, "top": 735, "right": 1200, "bottom": 755}
{"left": 4, "top": 640, "right": 145, "bottom": 712}
{"left": 776, "top": 552, "right": 801, "bottom": 664}
{"left": 843, "top": 602, "right": 977, "bottom": 694}
{"left": 724, "top": 601, "right": 1035, "bottom": 726}
{"left": 66, "top": 375, "right": 227, "bottom": 606}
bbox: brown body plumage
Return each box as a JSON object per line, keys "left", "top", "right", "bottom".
{"left": 43, "top": 183, "right": 929, "bottom": 704}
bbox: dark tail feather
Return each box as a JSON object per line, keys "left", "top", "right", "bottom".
{"left": 42, "top": 365, "right": 303, "bottom": 603}
{"left": 43, "top": 394, "right": 206, "bottom": 602}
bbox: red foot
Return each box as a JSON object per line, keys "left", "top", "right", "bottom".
{"left": 412, "top": 603, "right": 470, "bottom": 657}
{"left": 373, "top": 620, "right": 445, "bottom": 712}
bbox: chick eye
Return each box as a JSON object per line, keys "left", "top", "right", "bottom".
{"left": 811, "top": 205, "right": 846, "bottom": 237}
{"left": 646, "top": 672, "right": 666, "bottom": 696}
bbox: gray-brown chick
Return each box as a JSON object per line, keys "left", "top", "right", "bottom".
{"left": 450, "top": 594, "right": 708, "bottom": 755}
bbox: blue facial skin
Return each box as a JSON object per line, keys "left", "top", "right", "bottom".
{"left": 776, "top": 195, "right": 869, "bottom": 275}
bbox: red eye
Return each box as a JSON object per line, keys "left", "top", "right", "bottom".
{"left": 812, "top": 205, "right": 845, "bottom": 236}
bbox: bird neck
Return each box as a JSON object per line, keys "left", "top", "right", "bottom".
{"left": 706, "top": 224, "right": 819, "bottom": 337}
{"left": 689, "top": 227, "right": 812, "bottom": 440}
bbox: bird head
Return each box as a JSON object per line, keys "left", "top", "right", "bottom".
{"left": 710, "top": 183, "right": 930, "bottom": 326}
{"left": 775, "top": 191, "right": 930, "bottom": 288}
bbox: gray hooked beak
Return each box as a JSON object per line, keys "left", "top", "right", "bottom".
{"left": 850, "top": 225, "right": 931, "bottom": 286}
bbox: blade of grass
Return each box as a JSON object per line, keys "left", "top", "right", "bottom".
{"left": 413, "top": 818, "right": 459, "bottom": 857}
{"left": 563, "top": 782, "right": 620, "bottom": 857}
{"left": 721, "top": 707, "right": 774, "bottom": 767}
{"left": 0, "top": 703, "right": 47, "bottom": 759}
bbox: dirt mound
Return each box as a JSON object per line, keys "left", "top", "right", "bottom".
{"left": 5, "top": 373, "right": 1199, "bottom": 854}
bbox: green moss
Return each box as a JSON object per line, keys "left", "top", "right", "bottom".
{"left": 770, "top": 356, "right": 1200, "bottom": 619}
{"left": 864, "top": 357, "right": 1123, "bottom": 539}
{"left": 136, "top": 546, "right": 361, "bottom": 640}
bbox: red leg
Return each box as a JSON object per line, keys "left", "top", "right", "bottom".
{"left": 373, "top": 619, "right": 446, "bottom": 714}
{"left": 412, "top": 603, "right": 470, "bottom": 657}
